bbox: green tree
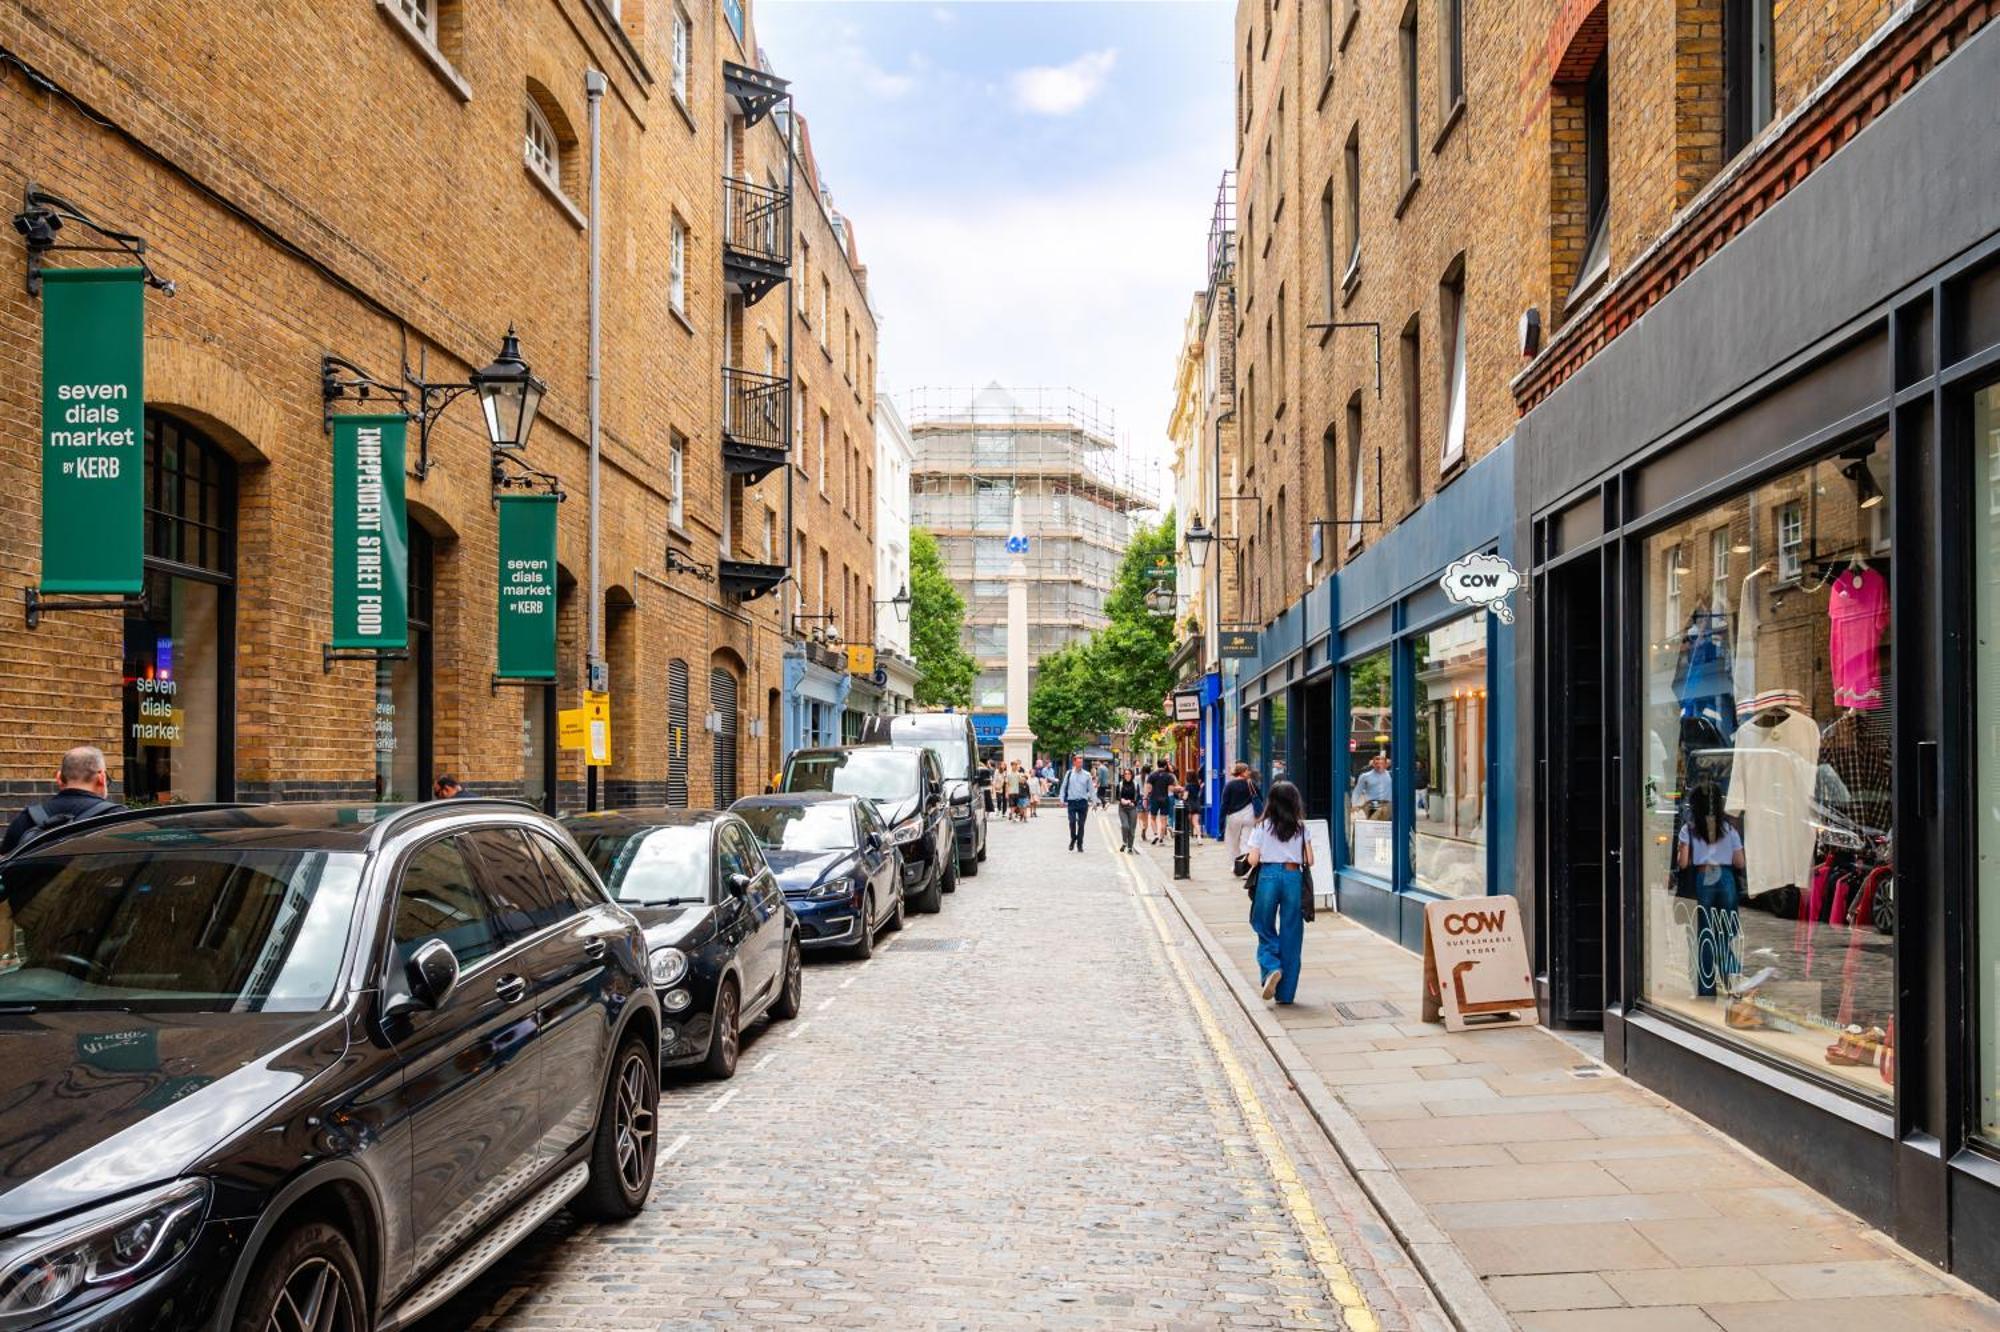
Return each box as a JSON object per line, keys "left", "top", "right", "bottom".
{"left": 909, "top": 528, "right": 975, "bottom": 708}
{"left": 1027, "top": 640, "right": 1115, "bottom": 761}
{"left": 1094, "top": 512, "right": 1180, "bottom": 735}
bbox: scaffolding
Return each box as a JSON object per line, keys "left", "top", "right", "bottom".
{"left": 905, "top": 384, "right": 1156, "bottom": 711}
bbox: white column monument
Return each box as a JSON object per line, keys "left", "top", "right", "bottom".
{"left": 1000, "top": 495, "right": 1036, "bottom": 768}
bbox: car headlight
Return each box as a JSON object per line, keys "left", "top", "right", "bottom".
{"left": 0, "top": 1178, "right": 209, "bottom": 1329}
{"left": 888, "top": 820, "right": 923, "bottom": 847}
{"left": 648, "top": 946, "right": 689, "bottom": 987}
{"left": 809, "top": 869, "right": 857, "bottom": 900}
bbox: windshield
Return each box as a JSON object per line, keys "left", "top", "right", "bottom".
{"left": 888, "top": 722, "right": 972, "bottom": 780}
{"left": 571, "top": 826, "right": 708, "bottom": 905}
{"left": 736, "top": 803, "right": 856, "bottom": 852}
{"left": 785, "top": 750, "right": 918, "bottom": 803}
{"left": 0, "top": 849, "right": 364, "bottom": 1013}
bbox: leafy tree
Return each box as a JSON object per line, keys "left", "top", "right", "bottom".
{"left": 909, "top": 528, "right": 974, "bottom": 708}
{"left": 1095, "top": 512, "right": 1179, "bottom": 735}
{"left": 1027, "top": 641, "right": 1115, "bottom": 762}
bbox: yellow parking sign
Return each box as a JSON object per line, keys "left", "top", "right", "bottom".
{"left": 582, "top": 690, "right": 611, "bottom": 766}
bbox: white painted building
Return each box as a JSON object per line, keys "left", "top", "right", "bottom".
{"left": 874, "top": 393, "right": 918, "bottom": 712}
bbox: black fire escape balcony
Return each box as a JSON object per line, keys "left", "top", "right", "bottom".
{"left": 723, "top": 60, "right": 789, "bottom": 127}
{"left": 723, "top": 176, "right": 792, "bottom": 307}
{"left": 721, "top": 366, "right": 790, "bottom": 485}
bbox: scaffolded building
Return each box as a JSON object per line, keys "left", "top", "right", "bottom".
{"left": 907, "top": 384, "right": 1154, "bottom": 716}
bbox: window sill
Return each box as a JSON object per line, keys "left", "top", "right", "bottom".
{"left": 1431, "top": 98, "right": 1466, "bottom": 155}
{"left": 376, "top": 0, "right": 472, "bottom": 102}
{"left": 1393, "top": 173, "right": 1422, "bottom": 220}
{"left": 1338, "top": 5, "right": 1359, "bottom": 52}
{"left": 668, "top": 522, "right": 695, "bottom": 548}
{"left": 671, "top": 88, "right": 697, "bottom": 134}
{"left": 1437, "top": 451, "right": 1466, "bottom": 486}
{"left": 527, "top": 163, "right": 588, "bottom": 230}
{"left": 668, "top": 305, "right": 695, "bottom": 336}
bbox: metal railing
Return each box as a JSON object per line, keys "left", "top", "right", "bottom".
{"left": 722, "top": 367, "right": 790, "bottom": 450}
{"left": 723, "top": 176, "right": 791, "bottom": 268}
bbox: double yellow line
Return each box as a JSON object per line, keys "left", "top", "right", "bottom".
{"left": 1103, "top": 820, "right": 1382, "bottom": 1332}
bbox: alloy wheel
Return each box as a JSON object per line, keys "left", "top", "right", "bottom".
{"left": 265, "top": 1256, "right": 357, "bottom": 1332}
{"left": 613, "top": 1050, "right": 657, "bottom": 1196}
{"left": 784, "top": 944, "right": 802, "bottom": 1010}
{"left": 719, "top": 987, "right": 739, "bottom": 1067}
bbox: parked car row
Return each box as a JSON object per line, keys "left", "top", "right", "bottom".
{"left": 0, "top": 716, "right": 993, "bottom": 1330}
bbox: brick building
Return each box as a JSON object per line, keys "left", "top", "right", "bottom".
{"left": 1221, "top": 0, "right": 2000, "bottom": 1284}
{"left": 0, "top": 0, "right": 876, "bottom": 812}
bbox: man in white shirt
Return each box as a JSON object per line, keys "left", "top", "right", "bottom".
{"left": 1059, "top": 756, "right": 1096, "bottom": 852}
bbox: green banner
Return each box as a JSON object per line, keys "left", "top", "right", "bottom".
{"left": 41, "top": 268, "right": 145, "bottom": 594}
{"left": 330, "top": 414, "right": 409, "bottom": 650}
{"left": 497, "top": 494, "right": 559, "bottom": 678}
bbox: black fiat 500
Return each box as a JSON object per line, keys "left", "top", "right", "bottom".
{"left": 562, "top": 809, "right": 802, "bottom": 1080}
{"left": 0, "top": 800, "right": 661, "bottom": 1332}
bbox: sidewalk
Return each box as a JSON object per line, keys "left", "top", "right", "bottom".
{"left": 1130, "top": 826, "right": 2000, "bottom": 1332}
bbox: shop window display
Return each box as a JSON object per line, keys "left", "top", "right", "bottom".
{"left": 1344, "top": 648, "right": 1393, "bottom": 875}
{"left": 375, "top": 527, "right": 434, "bottom": 802}
{"left": 1975, "top": 385, "right": 2000, "bottom": 1137}
{"left": 1640, "top": 436, "right": 1894, "bottom": 1098}
{"left": 1412, "top": 617, "right": 1488, "bottom": 896}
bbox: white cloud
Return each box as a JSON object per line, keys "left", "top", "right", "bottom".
{"left": 1009, "top": 48, "right": 1119, "bottom": 117}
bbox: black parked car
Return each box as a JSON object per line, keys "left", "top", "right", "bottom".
{"left": 563, "top": 809, "right": 801, "bottom": 1080}
{"left": 780, "top": 746, "right": 954, "bottom": 914}
{"left": 859, "top": 713, "right": 990, "bottom": 877}
{"left": 0, "top": 800, "right": 660, "bottom": 1332}
{"left": 731, "top": 793, "right": 902, "bottom": 959}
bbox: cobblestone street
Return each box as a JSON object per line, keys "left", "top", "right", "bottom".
{"left": 420, "top": 808, "right": 1448, "bottom": 1331}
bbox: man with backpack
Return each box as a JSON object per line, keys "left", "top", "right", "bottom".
{"left": 2, "top": 746, "right": 122, "bottom": 854}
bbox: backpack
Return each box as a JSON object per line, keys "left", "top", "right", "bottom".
{"left": 14, "top": 797, "right": 120, "bottom": 853}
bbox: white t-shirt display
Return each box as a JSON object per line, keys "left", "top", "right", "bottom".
{"left": 1724, "top": 706, "right": 1821, "bottom": 896}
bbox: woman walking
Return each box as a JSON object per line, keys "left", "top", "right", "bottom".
{"left": 1116, "top": 767, "right": 1140, "bottom": 852}
{"left": 1221, "top": 763, "right": 1260, "bottom": 864}
{"left": 1246, "top": 779, "right": 1313, "bottom": 1004}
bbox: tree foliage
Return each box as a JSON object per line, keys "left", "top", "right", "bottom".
{"left": 909, "top": 528, "right": 975, "bottom": 708}
{"left": 1027, "top": 641, "right": 1114, "bottom": 762}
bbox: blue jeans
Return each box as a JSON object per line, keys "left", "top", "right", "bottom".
{"left": 1687, "top": 865, "right": 1741, "bottom": 998}
{"left": 1250, "top": 865, "right": 1306, "bottom": 1003}
{"left": 1066, "top": 799, "right": 1089, "bottom": 848}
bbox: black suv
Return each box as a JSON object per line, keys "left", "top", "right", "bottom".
{"left": 780, "top": 746, "right": 955, "bottom": 913}
{"left": 859, "top": 712, "right": 989, "bottom": 877}
{"left": 0, "top": 801, "right": 660, "bottom": 1332}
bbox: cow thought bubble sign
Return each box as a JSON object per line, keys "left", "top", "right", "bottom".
{"left": 1439, "top": 553, "right": 1521, "bottom": 623}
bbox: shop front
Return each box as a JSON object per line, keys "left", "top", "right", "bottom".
{"left": 782, "top": 643, "right": 851, "bottom": 754}
{"left": 1517, "top": 19, "right": 2000, "bottom": 1284}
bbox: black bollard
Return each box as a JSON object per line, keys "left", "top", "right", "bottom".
{"left": 1173, "top": 800, "right": 1191, "bottom": 880}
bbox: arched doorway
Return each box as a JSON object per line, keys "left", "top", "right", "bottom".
{"left": 124, "top": 411, "right": 236, "bottom": 803}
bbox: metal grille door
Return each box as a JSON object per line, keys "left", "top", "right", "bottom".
{"left": 667, "top": 659, "right": 690, "bottom": 807}
{"left": 711, "top": 667, "right": 739, "bottom": 805}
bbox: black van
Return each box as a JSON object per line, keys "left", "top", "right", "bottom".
{"left": 860, "top": 712, "right": 989, "bottom": 876}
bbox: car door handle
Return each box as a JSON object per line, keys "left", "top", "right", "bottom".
{"left": 495, "top": 974, "right": 528, "bottom": 1005}
{"left": 583, "top": 938, "right": 607, "bottom": 961}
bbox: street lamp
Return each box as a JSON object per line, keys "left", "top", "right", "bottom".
{"left": 321, "top": 326, "right": 548, "bottom": 479}
{"left": 1145, "top": 584, "right": 1175, "bottom": 616}
{"left": 472, "top": 326, "right": 546, "bottom": 452}
{"left": 1185, "top": 513, "right": 1215, "bottom": 570}
{"left": 875, "top": 584, "right": 912, "bottom": 624}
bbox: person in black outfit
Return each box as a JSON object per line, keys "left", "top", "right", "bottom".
{"left": 1145, "top": 760, "right": 1176, "bottom": 844}
{"left": 2, "top": 746, "right": 121, "bottom": 854}
{"left": 1116, "top": 768, "right": 1141, "bottom": 851}
{"left": 1219, "top": 763, "right": 1258, "bottom": 866}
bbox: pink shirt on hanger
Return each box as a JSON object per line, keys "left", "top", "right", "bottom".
{"left": 1829, "top": 567, "right": 1889, "bottom": 710}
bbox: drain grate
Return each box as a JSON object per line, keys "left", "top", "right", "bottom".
{"left": 1335, "top": 1000, "right": 1402, "bottom": 1022}
{"left": 890, "top": 937, "right": 972, "bottom": 952}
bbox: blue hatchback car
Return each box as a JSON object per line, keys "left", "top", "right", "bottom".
{"left": 731, "top": 793, "right": 903, "bottom": 959}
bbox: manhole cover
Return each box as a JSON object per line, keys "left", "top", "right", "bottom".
{"left": 891, "top": 938, "right": 972, "bottom": 952}
{"left": 1335, "top": 1000, "right": 1402, "bottom": 1021}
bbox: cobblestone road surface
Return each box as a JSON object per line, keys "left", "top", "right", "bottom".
{"left": 419, "top": 808, "right": 1445, "bottom": 1332}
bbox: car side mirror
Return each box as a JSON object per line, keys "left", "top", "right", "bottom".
{"left": 726, "top": 872, "right": 753, "bottom": 898}
{"left": 402, "top": 938, "right": 460, "bottom": 1013}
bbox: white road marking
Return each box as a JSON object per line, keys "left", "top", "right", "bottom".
{"left": 660, "top": 1132, "right": 691, "bottom": 1160}
{"left": 706, "top": 1087, "right": 739, "bottom": 1114}
{"left": 816, "top": 996, "right": 837, "bottom": 1013}
{"left": 754, "top": 1051, "right": 777, "bottom": 1071}
{"left": 840, "top": 975, "right": 858, "bottom": 990}
{"left": 786, "top": 1021, "right": 811, "bottom": 1041}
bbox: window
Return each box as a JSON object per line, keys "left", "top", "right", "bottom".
{"left": 668, "top": 432, "right": 686, "bottom": 528}
{"left": 1342, "top": 128, "right": 1361, "bottom": 283}
{"left": 797, "top": 240, "right": 811, "bottom": 316}
{"left": 1571, "top": 57, "right": 1611, "bottom": 306}
{"left": 1321, "top": 0, "right": 1335, "bottom": 68}
{"left": 671, "top": 6, "right": 691, "bottom": 103}
{"left": 1399, "top": 2, "right": 1420, "bottom": 182}
{"left": 527, "top": 830, "right": 609, "bottom": 912}
{"left": 1319, "top": 183, "right": 1338, "bottom": 317}
{"left": 1411, "top": 615, "right": 1487, "bottom": 896}
{"left": 524, "top": 95, "right": 562, "bottom": 194}
{"left": 466, "top": 828, "right": 575, "bottom": 936}
{"left": 1975, "top": 387, "right": 2000, "bottom": 1137}
{"left": 1345, "top": 394, "right": 1366, "bottom": 548}
{"left": 721, "top": 476, "right": 737, "bottom": 557}
{"left": 1439, "top": 0, "right": 1464, "bottom": 111}
{"left": 1777, "top": 501, "right": 1803, "bottom": 580}
{"left": 818, "top": 548, "right": 830, "bottom": 616}
{"left": 668, "top": 216, "right": 687, "bottom": 314}
{"left": 1399, "top": 315, "right": 1423, "bottom": 502}
{"left": 1344, "top": 647, "right": 1393, "bottom": 873}
{"left": 1320, "top": 425, "right": 1339, "bottom": 566}
{"left": 1723, "top": 0, "right": 1774, "bottom": 156}
{"left": 819, "top": 277, "right": 830, "bottom": 344}
{"left": 1710, "top": 527, "right": 1730, "bottom": 610}
{"left": 1439, "top": 260, "right": 1467, "bottom": 470}
{"left": 398, "top": 0, "right": 438, "bottom": 47}
{"left": 522, "top": 688, "right": 553, "bottom": 813}
{"left": 1274, "top": 94, "right": 1287, "bottom": 212}
{"left": 393, "top": 837, "right": 497, "bottom": 969}
{"left": 667, "top": 658, "right": 691, "bottom": 806}
{"left": 1641, "top": 442, "right": 1893, "bottom": 1100}
{"left": 818, "top": 410, "right": 829, "bottom": 493}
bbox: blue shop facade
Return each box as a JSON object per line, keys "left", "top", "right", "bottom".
{"left": 1233, "top": 438, "right": 1518, "bottom": 950}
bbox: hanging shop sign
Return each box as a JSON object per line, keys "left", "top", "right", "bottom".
{"left": 1420, "top": 895, "right": 1537, "bottom": 1032}
{"left": 496, "top": 494, "right": 558, "bottom": 679}
{"left": 329, "top": 414, "right": 409, "bottom": 650}
{"left": 1173, "top": 691, "right": 1201, "bottom": 722}
{"left": 41, "top": 268, "right": 145, "bottom": 594}
{"left": 845, "top": 645, "right": 877, "bottom": 676}
{"left": 1218, "top": 629, "right": 1259, "bottom": 659}
{"left": 1439, "top": 552, "right": 1521, "bottom": 623}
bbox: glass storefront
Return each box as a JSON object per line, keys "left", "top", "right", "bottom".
{"left": 374, "top": 527, "right": 434, "bottom": 802}
{"left": 1344, "top": 647, "right": 1393, "bottom": 875}
{"left": 1640, "top": 434, "right": 1894, "bottom": 1097}
{"left": 123, "top": 413, "right": 234, "bottom": 805}
{"left": 522, "top": 688, "right": 553, "bottom": 813}
{"left": 1412, "top": 616, "right": 1488, "bottom": 896}
{"left": 1268, "top": 693, "right": 1290, "bottom": 785}
{"left": 1977, "top": 384, "right": 2000, "bottom": 1137}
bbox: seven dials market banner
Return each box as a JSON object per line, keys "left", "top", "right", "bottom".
{"left": 496, "top": 494, "right": 558, "bottom": 678}
{"left": 330, "top": 414, "right": 409, "bottom": 650}
{"left": 41, "top": 268, "right": 145, "bottom": 594}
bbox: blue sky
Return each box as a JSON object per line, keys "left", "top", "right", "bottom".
{"left": 756, "top": 1, "right": 1235, "bottom": 492}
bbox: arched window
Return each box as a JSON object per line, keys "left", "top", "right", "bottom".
{"left": 710, "top": 665, "right": 739, "bottom": 805}
{"left": 667, "top": 659, "right": 690, "bottom": 807}
{"left": 524, "top": 95, "right": 563, "bottom": 194}
{"left": 124, "top": 412, "right": 236, "bottom": 803}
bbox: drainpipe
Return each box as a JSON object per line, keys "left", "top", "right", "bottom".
{"left": 585, "top": 68, "right": 606, "bottom": 811}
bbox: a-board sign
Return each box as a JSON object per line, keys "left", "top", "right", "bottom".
{"left": 1303, "top": 819, "right": 1334, "bottom": 910}
{"left": 1421, "top": 895, "right": 1537, "bottom": 1032}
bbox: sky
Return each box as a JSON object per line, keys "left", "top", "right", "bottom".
{"left": 756, "top": 1, "right": 1236, "bottom": 504}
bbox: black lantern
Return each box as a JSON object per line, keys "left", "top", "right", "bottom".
{"left": 474, "top": 326, "right": 546, "bottom": 452}
{"left": 879, "top": 584, "right": 912, "bottom": 624}
{"left": 1184, "top": 514, "right": 1215, "bottom": 570}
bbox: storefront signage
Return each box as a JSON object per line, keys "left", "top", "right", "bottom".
{"left": 558, "top": 708, "right": 588, "bottom": 750}
{"left": 845, "top": 645, "right": 876, "bottom": 676}
{"left": 496, "top": 494, "right": 558, "bottom": 679}
{"left": 329, "top": 414, "right": 409, "bottom": 650}
{"left": 1218, "top": 629, "right": 1258, "bottom": 659}
{"left": 1439, "top": 552, "right": 1521, "bottom": 623}
{"left": 41, "top": 268, "right": 145, "bottom": 594}
{"left": 1173, "top": 691, "right": 1201, "bottom": 722}
{"left": 1420, "top": 895, "right": 1536, "bottom": 1032}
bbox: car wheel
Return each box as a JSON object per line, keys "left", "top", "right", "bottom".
{"left": 959, "top": 848, "right": 980, "bottom": 878}
{"left": 770, "top": 939, "right": 803, "bottom": 1019}
{"left": 884, "top": 885, "right": 906, "bottom": 933}
{"left": 703, "top": 978, "right": 741, "bottom": 1079}
{"left": 573, "top": 1032, "right": 659, "bottom": 1220}
{"left": 232, "top": 1219, "right": 366, "bottom": 1332}
{"left": 913, "top": 863, "right": 944, "bottom": 914}
{"left": 940, "top": 855, "right": 960, "bottom": 895}
{"left": 851, "top": 892, "right": 876, "bottom": 960}
{"left": 977, "top": 837, "right": 988, "bottom": 862}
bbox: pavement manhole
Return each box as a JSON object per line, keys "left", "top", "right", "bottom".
{"left": 891, "top": 937, "right": 972, "bottom": 952}
{"left": 1335, "top": 1000, "right": 1402, "bottom": 1021}
{"left": 1567, "top": 1066, "right": 1609, "bottom": 1079}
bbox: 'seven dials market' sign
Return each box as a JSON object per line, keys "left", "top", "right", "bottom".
{"left": 496, "top": 494, "right": 558, "bottom": 679}
{"left": 329, "top": 414, "right": 409, "bottom": 650}
{"left": 41, "top": 268, "right": 145, "bottom": 594}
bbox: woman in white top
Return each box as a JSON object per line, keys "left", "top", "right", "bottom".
{"left": 1246, "top": 779, "right": 1313, "bottom": 1004}
{"left": 1675, "top": 781, "right": 1743, "bottom": 998}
